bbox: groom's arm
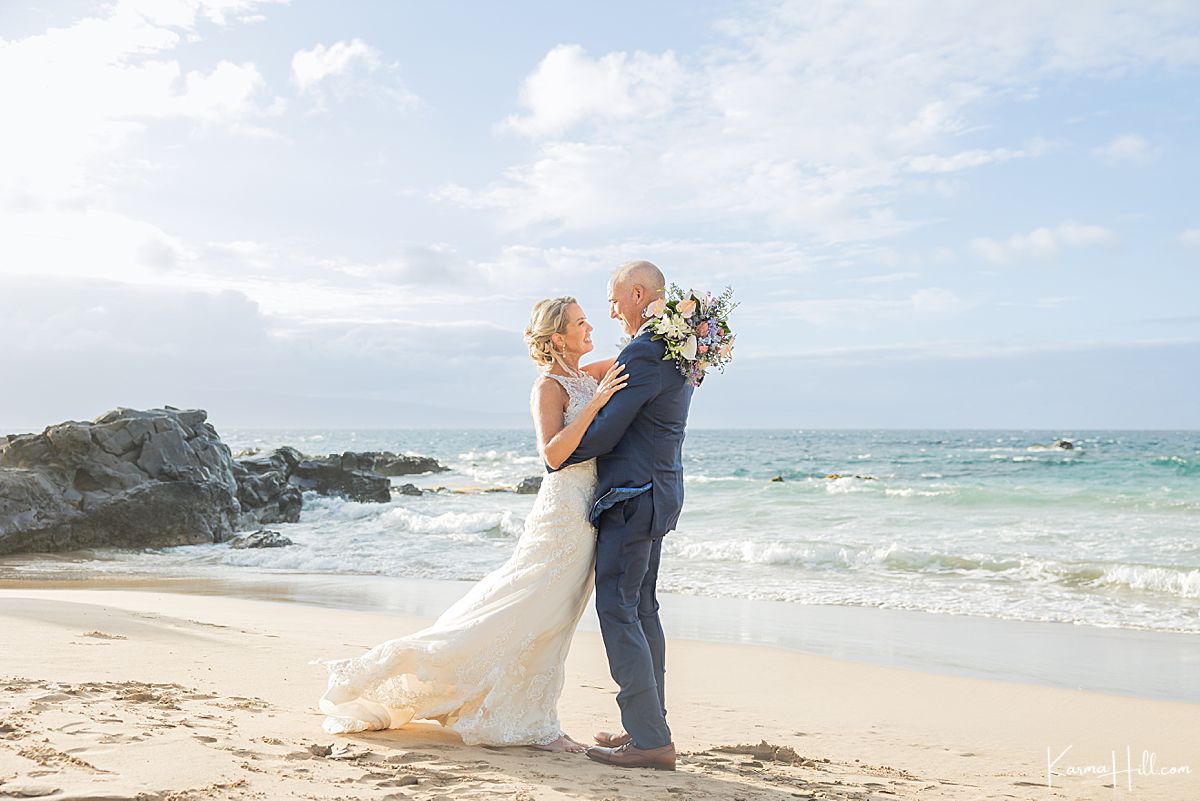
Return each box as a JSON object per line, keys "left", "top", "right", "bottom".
{"left": 557, "top": 341, "right": 660, "bottom": 468}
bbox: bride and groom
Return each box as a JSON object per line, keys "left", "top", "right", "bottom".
{"left": 315, "top": 260, "right": 692, "bottom": 771}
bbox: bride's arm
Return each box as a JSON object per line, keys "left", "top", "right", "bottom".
{"left": 532, "top": 364, "right": 628, "bottom": 470}
{"left": 581, "top": 356, "right": 616, "bottom": 381}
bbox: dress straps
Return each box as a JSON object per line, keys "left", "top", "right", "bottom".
{"left": 540, "top": 368, "right": 598, "bottom": 426}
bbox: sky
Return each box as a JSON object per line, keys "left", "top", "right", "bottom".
{"left": 1, "top": 0, "right": 1197, "bottom": 431}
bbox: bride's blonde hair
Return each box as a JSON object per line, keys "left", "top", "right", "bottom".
{"left": 524, "top": 296, "right": 580, "bottom": 374}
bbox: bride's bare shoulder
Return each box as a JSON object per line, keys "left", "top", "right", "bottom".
{"left": 530, "top": 374, "right": 567, "bottom": 403}
{"left": 581, "top": 356, "right": 616, "bottom": 380}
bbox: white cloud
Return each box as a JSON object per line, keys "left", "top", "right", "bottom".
{"left": 970, "top": 221, "right": 1116, "bottom": 264}
{"left": 474, "top": 238, "right": 818, "bottom": 296}
{"left": 1178, "top": 229, "right": 1200, "bottom": 246}
{"left": 1056, "top": 222, "right": 1117, "bottom": 247}
{"left": 763, "top": 287, "right": 968, "bottom": 328}
{"left": 996, "top": 295, "right": 1077, "bottom": 310}
{"left": 0, "top": 204, "right": 487, "bottom": 333}
{"left": 846, "top": 271, "right": 921, "bottom": 284}
{"left": 0, "top": 273, "right": 517, "bottom": 369}
{"left": 0, "top": 275, "right": 531, "bottom": 429}
{"left": 0, "top": 0, "right": 298, "bottom": 359}
{"left": 0, "top": 206, "right": 190, "bottom": 283}
{"left": 748, "top": 336, "right": 1200, "bottom": 364}
{"left": 502, "top": 44, "right": 684, "bottom": 137}
{"left": 905, "top": 147, "right": 1026, "bottom": 173}
{"left": 0, "top": 0, "right": 281, "bottom": 204}
{"left": 0, "top": 2, "right": 289, "bottom": 312}
{"left": 444, "top": 0, "right": 1200, "bottom": 242}
{"left": 1092, "top": 133, "right": 1155, "bottom": 165}
{"left": 176, "top": 60, "right": 268, "bottom": 121}
{"left": 119, "top": 0, "right": 283, "bottom": 28}
{"left": 437, "top": 141, "right": 653, "bottom": 233}
{"left": 910, "top": 287, "right": 966, "bottom": 315}
{"left": 329, "top": 244, "right": 475, "bottom": 286}
{"left": 291, "top": 39, "right": 418, "bottom": 110}
{"left": 0, "top": 277, "right": 269, "bottom": 357}
{"left": 292, "top": 39, "right": 381, "bottom": 91}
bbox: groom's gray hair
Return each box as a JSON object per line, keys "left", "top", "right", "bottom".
{"left": 611, "top": 260, "right": 665, "bottom": 296}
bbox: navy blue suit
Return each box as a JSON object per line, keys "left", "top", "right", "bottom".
{"left": 555, "top": 328, "right": 694, "bottom": 749}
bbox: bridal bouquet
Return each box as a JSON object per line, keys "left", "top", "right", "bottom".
{"left": 644, "top": 284, "right": 737, "bottom": 388}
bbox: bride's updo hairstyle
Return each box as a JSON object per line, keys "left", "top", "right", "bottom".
{"left": 524, "top": 296, "right": 579, "bottom": 375}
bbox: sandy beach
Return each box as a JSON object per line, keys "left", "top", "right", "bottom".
{"left": 1, "top": 582, "right": 1196, "bottom": 801}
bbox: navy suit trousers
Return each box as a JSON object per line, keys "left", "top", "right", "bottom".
{"left": 593, "top": 490, "right": 670, "bottom": 749}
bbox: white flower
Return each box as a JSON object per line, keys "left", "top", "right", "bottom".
{"left": 682, "top": 334, "right": 698, "bottom": 361}
{"left": 655, "top": 314, "right": 686, "bottom": 339}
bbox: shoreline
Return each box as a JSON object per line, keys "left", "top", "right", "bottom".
{"left": 2, "top": 569, "right": 1197, "bottom": 704}
{"left": 0, "top": 582, "right": 1196, "bottom": 800}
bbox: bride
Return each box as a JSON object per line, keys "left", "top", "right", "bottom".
{"left": 313, "top": 296, "right": 627, "bottom": 753}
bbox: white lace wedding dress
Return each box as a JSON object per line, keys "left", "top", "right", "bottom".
{"left": 313, "top": 369, "right": 600, "bottom": 746}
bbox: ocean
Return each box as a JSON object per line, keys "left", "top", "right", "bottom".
{"left": 4, "top": 428, "right": 1198, "bottom": 635}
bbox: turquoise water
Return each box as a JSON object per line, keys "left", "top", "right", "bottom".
{"left": 11, "top": 429, "right": 1199, "bottom": 633}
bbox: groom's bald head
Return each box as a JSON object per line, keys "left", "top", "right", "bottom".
{"left": 611, "top": 260, "right": 665, "bottom": 297}
{"left": 608, "top": 260, "right": 666, "bottom": 336}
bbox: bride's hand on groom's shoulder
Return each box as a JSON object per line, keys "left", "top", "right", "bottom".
{"left": 591, "top": 362, "right": 628, "bottom": 410}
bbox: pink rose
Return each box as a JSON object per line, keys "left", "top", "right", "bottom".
{"left": 698, "top": 344, "right": 709, "bottom": 354}
{"left": 696, "top": 321, "right": 710, "bottom": 337}
{"left": 645, "top": 298, "right": 668, "bottom": 318}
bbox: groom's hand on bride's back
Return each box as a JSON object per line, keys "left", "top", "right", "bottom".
{"left": 557, "top": 342, "right": 660, "bottom": 469}
{"left": 541, "top": 363, "right": 630, "bottom": 473}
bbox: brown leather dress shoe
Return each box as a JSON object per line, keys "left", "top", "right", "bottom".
{"left": 586, "top": 742, "right": 676, "bottom": 770}
{"left": 593, "top": 730, "right": 632, "bottom": 747}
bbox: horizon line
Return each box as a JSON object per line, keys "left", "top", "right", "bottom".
{"left": 4, "top": 423, "right": 1198, "bottom": 434}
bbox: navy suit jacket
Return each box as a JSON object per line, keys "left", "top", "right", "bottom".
{"left": 553, "top": 329, "right": 694, "bottom": 537}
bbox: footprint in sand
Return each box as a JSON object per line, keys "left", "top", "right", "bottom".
{"left": 0, "top": 783, "right": 61, "bottom": 797}
{"left": 15, "top": 744, "right": 113, "bottom": 775}
{"left": 80, "top": 631, "right": 127, "bottom": 640}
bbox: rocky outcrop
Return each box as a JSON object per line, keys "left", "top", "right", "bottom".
{"left": 0, "top": 409, "right": 449, "bottom": 555}
{"left": 233, "top": 448, "right": 439, "bottom": 504}
{"left": 232, "top": 447, "right": 393, "bottom": 505}
{"left": 235, "top": 446, "right": 303, "bottom": 478}
{"left": 229, "top": 529, "right": 292, "bottom": 549}
{"left": 515, "top": 476, "right": 543, "bottom": 495}
{"left": 0, "top": 406, "right": 239, "bottom": 556}
{"left": 348, "top": 451, "right": 448, "bottom": 476}
{"left": 1028, "top": 439, "right": 1077, "bottom": 452}
{"left": 231, "top": 463, "right": 303, "bottom": 527}
{"left": 230, "top": 446, "right": 303, "bottom": 527}
{"left": 287, "top": 454, "right": 391, "bottom": 503}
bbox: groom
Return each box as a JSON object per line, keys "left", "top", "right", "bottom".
{"left": 556, "top": 260, "right": 694, "bottom": 770}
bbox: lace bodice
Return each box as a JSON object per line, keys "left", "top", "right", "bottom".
{"left": 540, "top": 368, "right": 598, "bottom": 426}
